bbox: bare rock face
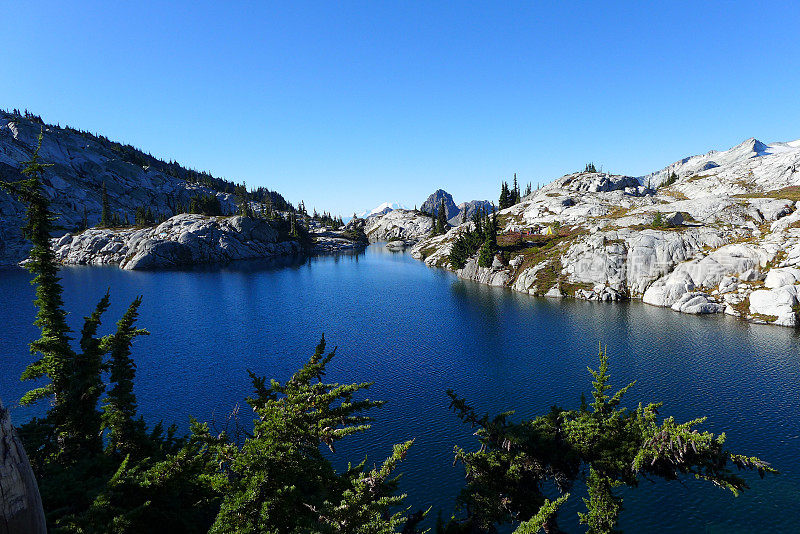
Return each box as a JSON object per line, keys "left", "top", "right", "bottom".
{"left": 457, "top": 257, "right": 510, "bottom": 287}
{"left": 420, "top": 189, "right": 459, "bottom": 220}
{"left": 365, "top": 209, "right": 433, "bottom": 243}
{"left": 449, "top": 200, "right": 492, "bottom": 225}
{"left": 0, "top": 397, "right": 46, "bottom": 534}
{"left": 559, "top": 173, "right": 644, "bottom": 194}
{"left": 52, "top": 214, "right": 301, "bottom": 270}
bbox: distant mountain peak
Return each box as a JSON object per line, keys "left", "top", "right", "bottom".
{"left": 356, "top": 201, "right": 408, "bottom": 218}
{"left": 421, "top": 189, "right": 458, "bottom": 219}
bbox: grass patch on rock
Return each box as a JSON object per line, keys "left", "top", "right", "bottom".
{"left": 736, "top": 186, "right": 800, "bottom": 202}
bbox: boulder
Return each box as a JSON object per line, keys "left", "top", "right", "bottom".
{"left": 764, "top": 267, "right": 800, "bottom": 289}
{"left": 386, "top": 239, "right": 414, "bottom": 250}
{"left": 663, "top": 211, "right": 684, "bottom": 227}
{"left": 749, "top": 286, "right": 799, "bottom": 322}
{"left": 669, "top": 292, "right": 724, "bottom": 314}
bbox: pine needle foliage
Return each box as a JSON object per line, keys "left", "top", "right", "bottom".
{"left": 0, "top": 129, "right": 72, "bottom": 409}
{"left": 449, "top": 207, "right": 497, "bottom": 270}
{"left": 436, "top": 199, "right": 449, "bottom": 235}
{"left": 209, "top": 335, "right": 422, "bottom": 533}
{"left": 442, "top": 345, "right": 776, "bottom": 534}
{"left": 103, "top": 296, "right": 151, "bottom": 459}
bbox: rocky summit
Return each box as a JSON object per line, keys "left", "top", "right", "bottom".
{"left": 374, "top": 136, "right": 800, "bottom": 327}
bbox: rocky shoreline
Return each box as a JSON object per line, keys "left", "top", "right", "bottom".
{"left": 49, "top": 214, "right": 365, "bottom": 270}
{"left": 392, "top": 138, "right": 800, "bottom": 328}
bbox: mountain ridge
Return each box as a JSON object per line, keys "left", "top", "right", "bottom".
{"left": 0, "top": 110, "right": 293, "bottom": 264}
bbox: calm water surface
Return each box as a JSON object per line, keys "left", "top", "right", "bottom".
{"left": 2, "top": 245, "right": 799, "bottom": 532}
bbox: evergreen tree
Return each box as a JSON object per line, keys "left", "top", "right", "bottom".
{"left": 3, "top": 132, "right": 181, "bottom": 529}
{"left": 472, "top": 207, "right": 484, "bottom": 237}
{"left": 437, "top": 199, "right": 448, "bottom": 235}
{"left": 188, "top": 193, "right": 223, "bottom": 216}
{"left": 103, "top": 297, "right": 149, "bottom": 459}
{"left": 264, "top": 194, "right": 273, "bottom": 218}
{"left": 477, "top": 205, "right": 499, "bottom": 268}
{"left": 653, "top": 211, "right": 664, "bottom": 228}
{"left": 0, "top": 130, "right": 74, "bottom": 412}
{"left": 499, "top": 181, "right": 511, "bottom": 209}
{"left": 512, "top": 173, "right": 520, "bottom": 204}
{"left": 662, "top": 171, "right": 678, "bottom": 187}
{"left": 100, "top": 181, "right": 111, "bottom": 227}
{"left": 209, "top": 335, "right": 421, "bottom": 533}
{"left": 477, "top": 236, "right": 497, "bottom": 268}
{"left": 237, "top": 182, "right": 252, "bottom": 217}
{"left": 75, "top": 426, "right": 219, "bottom": 533}
{"left": 65, "top": 291, "right": 112, "bottom": 459}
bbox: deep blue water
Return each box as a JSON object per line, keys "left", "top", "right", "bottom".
{"left": 2, "top": 245, "right": 799, "bottom": 532}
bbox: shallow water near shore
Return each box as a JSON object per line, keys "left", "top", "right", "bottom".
{"left": 2, "top": 245, "right": 799, "bottom": 531}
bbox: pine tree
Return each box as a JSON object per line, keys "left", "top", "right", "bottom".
{"left": 2, "top": 132, "right": 121, "bottom": 466}
{"left": 210, "top": 335, "right": 419, "bottom": 533}
{"left": 100, "top": 181, "right": 111, "bottom": 227}
{"left": 499, "top": 181, "right": 510, "bottom": 209}
{"left": 653, "top": 211, "right": 664, "bottom": 228}
{"left": 436, "top": 199, "right": 448, "bottom": 234}
{"left": 237, "top": 182, "right": 251, "bottom": 217}
{"left": 60, "top": 290, "right": 112, "bottom": 460}
{"left": 472, "top": 207, "right": 483, "bottom": 237}
{"left": 477, "top": 204, "right": 499, "bottom": 268}
{"left": 103, "top": 297, "right": 149, "bottom": 459}
{"left": 477, "top": 235, "right": 497, "bottom": 268}
{"left": 0, "top": 130, "right": 74, "bottom": 412}
{"left": 512, "top": 173, "right": 520, "bottom": 204}
{"left": 264, "top": 194, "right": 273, "bottom": 219}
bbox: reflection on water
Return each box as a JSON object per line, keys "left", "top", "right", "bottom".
{"left": 1, "top": 245, "right": 799, "bottom": 531}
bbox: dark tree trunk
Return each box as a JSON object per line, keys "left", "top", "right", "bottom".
{"left": 0, "top": 397, "right": 46, "bottom": 534}
{"left": 542, "top": 516, "right": 566, "bottom": 534}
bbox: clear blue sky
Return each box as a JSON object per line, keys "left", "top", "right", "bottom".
{"left": 3, "top": 1, "right": 799, "bottom": 215}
